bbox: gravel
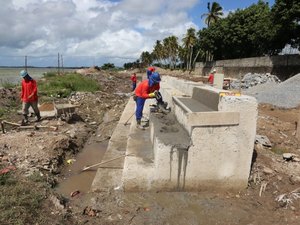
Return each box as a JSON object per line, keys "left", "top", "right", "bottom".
{"left": 230, "top": 73, "right": 281, "bottom": 89}
{"left": 242, "top": 73, "right": 300, "bottom": 108}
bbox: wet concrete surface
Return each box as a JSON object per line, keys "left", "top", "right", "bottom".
{"left": 56, "top": 141, "right": 108, "bottom": 196}
{"left": 178, "top": 97, "right": 214, "bottom": 112}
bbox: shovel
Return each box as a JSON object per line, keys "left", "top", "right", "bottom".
{"left": 124, "top": 112, "right": 135, "bottom": 126}
{"left": 81, "top": 154, "right": 134, "bottom": 171}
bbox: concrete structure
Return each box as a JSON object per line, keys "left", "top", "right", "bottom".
{"left": 121, "top": 76, "right": 257, "bottom": 191}
{"left": 195, "top": 54, "right": 300, "bottom": 81}
{"left": 91, "top": 75, "right": 257, "bottom": 192}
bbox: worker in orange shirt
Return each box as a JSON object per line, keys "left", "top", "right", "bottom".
{"left": 130, "top": 73, "right": 137, "bottom": 91}
{"left": 134, "top": 72, "right": 161, "bottom": 129}
{"left": 208, "top": 69, "right": 216, "bottom": 85}
{"left": 19, "top": 70, "right": 41, "bottom": 124}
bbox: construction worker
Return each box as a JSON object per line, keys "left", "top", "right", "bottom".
{"left": 20, "top": 70, "right": 41, "bottom": 124}
{"left": 135, "top": 72, "right": 161, "bottom": 129}
{"left": 146, "top": 66, "right": 155, "bottom": 79}
{"left": 208, "top": 69, "right": 216, "bottom": 85}
{"left": 130, "top": 72, "right": 137, "bottom": 91}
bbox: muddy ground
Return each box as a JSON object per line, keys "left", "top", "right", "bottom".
{"left": 1, "top": 69, "right": 300, "bottom": 225}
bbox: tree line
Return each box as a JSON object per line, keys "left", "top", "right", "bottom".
{"left": 124, "top": 0, "right": 300, "bottom": 71}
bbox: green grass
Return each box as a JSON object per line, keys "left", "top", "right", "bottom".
{"left": 270, "top": 146, "right": 289, "bottom": 155}
{"left": 0, "top": 171, "right": 47, "bottom": 225}
{"left": 0, "top": 108, "right": 5, "bottom": 118}
{"left": 1, "top": 81, "right": 17, "bottom": 89}
{"left": 38, "top": 72, "right": 101, "bottom": 97}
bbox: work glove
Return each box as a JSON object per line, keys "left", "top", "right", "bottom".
{"left": 149, "top": 92, "right": 156, "bottom": 98}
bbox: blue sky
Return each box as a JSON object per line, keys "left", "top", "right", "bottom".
{"left": 0, "top": 0, "right": 276, "bottom": 67}
{"left": 190, "top": 0, "right": 275, "bottom": 28}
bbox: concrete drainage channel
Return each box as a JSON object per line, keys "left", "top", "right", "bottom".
{"left": 91, "top": 75, "right": 258, "bottom": 192}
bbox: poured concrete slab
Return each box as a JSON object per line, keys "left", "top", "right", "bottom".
{"left": 122, "top": 111, "right": 191, "bottom": 192}
{"left": 91, "top": 97, "right": 136, "bottom": 192}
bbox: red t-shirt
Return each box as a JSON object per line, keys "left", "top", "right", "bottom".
{"left": 135, "top": 79, "right": 160, "bottom": 99}
{"left": 208, "top": 73, "right": 214, "bottom": 84}
{"left": 21, "top": 79, "right": 38, "bottom": 102}
{"left": 130, "top": 74, "right": 137, "bottom": 83}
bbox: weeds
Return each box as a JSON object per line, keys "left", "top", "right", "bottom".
{"left": 1, "top": 81, "right": 17, "bottom": 89}
{"left": 0, "top": 171, "right": 48, "bottom": 225}
{"left": 270, "top": 146, "right": 289, "bottom": 155}
{"left": 38, "top": 72, "right": 101, "bottom": 97}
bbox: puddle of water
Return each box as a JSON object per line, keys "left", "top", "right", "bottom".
{"left": 56, "top": 141, "right": 108, "bottom": 196}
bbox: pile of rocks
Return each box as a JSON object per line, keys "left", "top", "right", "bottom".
{"left": 242, "top": 73, "right": 300, "bottom": 108}
{"left": 230, "top": 73, "right": 281, "bottom": 90}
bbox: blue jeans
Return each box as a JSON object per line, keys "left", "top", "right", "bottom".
{"left": 132, "top": 82, "right": 136, "bottom": 91}
{"left": 146, "top": 70, "right": 152, "bottom": 79}
{"left": 135, "top": 97, "right": 146, "bottom": 121}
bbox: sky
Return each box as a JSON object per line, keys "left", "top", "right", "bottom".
{"left": 0, "top": 0, "right": 275, "bottom": 67}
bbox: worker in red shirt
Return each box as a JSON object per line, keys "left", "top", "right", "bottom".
{"left": 135, "top": 72, "right": 161, "bottom": 129}
{"left": 20, "top": 70, "right": 41, "bottom": 124}
{"left": 208, "top": 69, "right": 216, "bottom": 85}
{"left": 130, "top": 73, "right": 137, "bottom": 91}
{"left": 146, "top": 66, "right": 155, "bottom": 79}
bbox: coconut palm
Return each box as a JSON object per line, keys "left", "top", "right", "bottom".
{"left": 140, "top": 51, "right": 152, "bottom": 68}
{"left": 182, "top": 28, "right": 197, "bottom": 70}
{"left": 201, "top": 2, "right": 223, "bottom": 27}
{"left": 162, "top": 36, "right": 179, "bottom": 69}
{"left": 201, "top": 2, "right": 223, "bottom": 61}
{"left": 152, "top": 40, "right": 164, "bottom": 67}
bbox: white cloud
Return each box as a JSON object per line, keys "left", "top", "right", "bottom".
{"left": 0, "top": 0, "right": 198, "bottom": 67}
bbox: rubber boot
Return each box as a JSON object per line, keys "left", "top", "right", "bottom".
{"left": 22, "top": 114, "right": 29, "bottom": 125}
{"left": 136, "top": 119, "right": 145, "bottom": 130}
{"left": 35, "top": 112, "right": 42, "bottom": 122}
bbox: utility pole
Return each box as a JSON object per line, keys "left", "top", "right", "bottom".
{"left": 61, "top": 54, "right": 64, "bottom": 75}
{"left": 25, "top": 55, "right": 27, "bottom": 71}
{"left": 58, "top": 52, "right": 60, "bottom": 75}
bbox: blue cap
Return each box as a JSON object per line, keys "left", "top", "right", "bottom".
{"left": 150, "top": 72, "right": 161, "bottom": 83}
{"left": 20, "top": 70, "right": 28, "bottom": 78}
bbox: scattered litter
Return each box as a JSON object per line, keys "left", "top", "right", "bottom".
{"left": 283, "top": 153, "right": 294, "bottom": 161}
{"left": 259, "top": 181, "right": 268, "bottom": 197}
{"left": 276, "top": 187, "right": 300, "bottom": 208}
{"left": 114, "top": 186, "right": 121, "bottom": 190}
{"left": 255, "top": 135, "right": 272, "bottom": 147}
{"left": 83, "top": 206, "right": 99, "bottom": 217}
{"left": 66, "top": 159, "right": 76, "bottom": 165}
{"left": 70, "top": 190, "right": 80, "bottom": 197}
{"left": 0, "top": 165, "right": 16, "bottom": 175}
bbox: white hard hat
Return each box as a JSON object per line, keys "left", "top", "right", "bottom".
{"left": 20, "top": 70, "right": 28, "bottom": 77}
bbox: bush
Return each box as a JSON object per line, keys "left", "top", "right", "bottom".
{"left": 38, "top": 73, "right": 101, "bottom": 97}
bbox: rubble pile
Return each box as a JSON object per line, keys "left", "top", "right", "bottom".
{"left": 243, "top": 73, "right": 300, "bottom": 108}
{"left": 230, "top": 73, "right": 281, "bottom": 89}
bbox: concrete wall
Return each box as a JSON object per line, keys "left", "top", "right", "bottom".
{"left": 195, "top": 54, "right": 300, "bottom": 81}
{"left": 122, "top": 76, "right": 258, "bottom": 191}
{"left": 172, "top": 86, "right": 257, "bottom": 190}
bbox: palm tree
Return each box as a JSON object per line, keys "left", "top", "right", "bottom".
{"left": 201, "top": 2, "right": 223, "bottom": 27}
{"left": 162, "top": 36, "right": 179, "bottom": 69}
{"left": 182, "top": 28, "right": 197, "bottom": 70}
{"left": 140, "top": 51, "right": 152, "bottom": 68}
{"left": 201, "top": 2, "right": 223, "bottom": 61}
{"left": 152, "top": 40, "right": 164, "bottom": 67}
